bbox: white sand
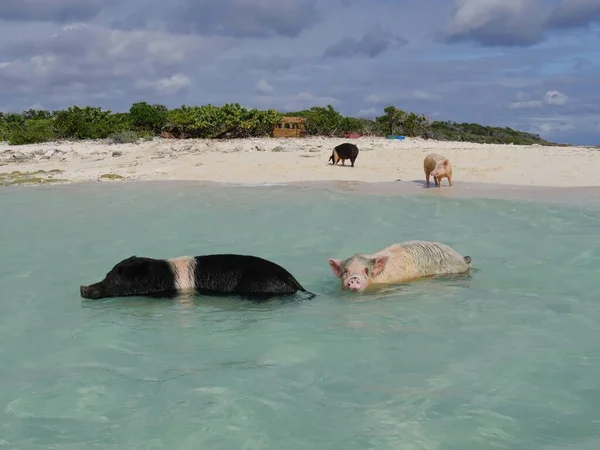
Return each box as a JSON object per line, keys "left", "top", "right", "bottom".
{"left": 1, "top": 136, "right": 599, "bottom": 188}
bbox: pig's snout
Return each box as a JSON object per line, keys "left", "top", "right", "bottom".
{"left": 346, "top": 276, "right": 365, "bottom": 292}
{"left": 80, "top": 284, "right": 102, "bottom": 299}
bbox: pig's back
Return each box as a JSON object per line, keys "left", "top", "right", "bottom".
{"left": 423, "top": 153, "right": 444, "bottom": 170}
{"left": 377, "top": 240, "right": 469, "bottom": 282}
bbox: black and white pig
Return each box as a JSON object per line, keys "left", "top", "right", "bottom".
{"left": 80, "top": 254, "right": 315, "bottom": 302}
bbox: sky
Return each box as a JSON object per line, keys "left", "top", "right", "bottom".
{"left": 0, "top": 0, "right": 599, "bottom": 145}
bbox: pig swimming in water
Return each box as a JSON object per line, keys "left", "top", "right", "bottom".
{"left": 328, "top": 143, "right": 360, "bottom": 167}
{"left": 80, "top": 254, "right": 316, "bottom": 301}
{"left": 424, "top": 153, "right": 453, "bottom": 188}
{"left": 328, "top": 240, "right": 472, "bottom": 293}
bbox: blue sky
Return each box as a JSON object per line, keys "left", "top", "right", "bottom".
{"left": 0, "top": 0, "right": 599, "bottom": 145}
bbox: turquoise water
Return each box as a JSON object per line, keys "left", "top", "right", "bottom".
{"left": 1, "top": 182, "right": 600, "bottom": 449}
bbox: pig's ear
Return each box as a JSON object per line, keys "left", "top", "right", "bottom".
{"left": 442, "top": 160, "right": 448, "bottom": 167}
{"left": 328, "top": 258, "right": 343, "bottom": 277}
{"left": 371, "top": 255, "right": 389, "bottom": 276}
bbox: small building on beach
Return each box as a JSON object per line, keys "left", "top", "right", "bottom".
{"left": 272, "top": 116, "right": 306, "bottom": 138}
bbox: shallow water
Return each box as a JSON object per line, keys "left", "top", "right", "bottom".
{"left": 1, "top": 182, "right": 600, "bottom": 449}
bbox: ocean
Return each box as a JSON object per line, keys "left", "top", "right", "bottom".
{"left": 1, "top": 181, "right": 599, "bottom": 449}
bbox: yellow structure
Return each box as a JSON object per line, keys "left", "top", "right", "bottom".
{"left": 272, "top": 116, "right": 306, "bottom": 138}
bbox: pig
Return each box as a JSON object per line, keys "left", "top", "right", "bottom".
{"left": 328, "top": 143, "right": 360, "bottom": 167}
{"left": 424, "top": 153, "right": 453, "bottom": 188}
{"left": 80, "top": 254, "right": 316, "bottom": 301}
{"left": 328, "top": 240, "right": 472, "bottom": 293}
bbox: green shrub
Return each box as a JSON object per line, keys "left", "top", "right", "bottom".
{"left": 53, "top": 105, "right": 115, "bottom": 140}
{"left": 0, "top": 113, "right": 25, "bottom": 142}
{"left": 129, "top": 102, "right": 168, "bottom": 134}
{"left": 22, "top": 109, "right": 53, "bottom": 120}
{"left": 165, "top": 103, "right": 282, "bottom": 138}
{"left": 284, "top": 105, "right": 347, "bottom": 136}
{"left": 0, "top": 101, "right": 556, "bottom": 146}
{"left": 7, "top": 119, "right": 56, "bottom": 145}
{"left": 375, "top": 105, "right": 406, "bottom": 135}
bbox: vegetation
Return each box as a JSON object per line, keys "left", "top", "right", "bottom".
{"left": 99, "top": 173, "right": 126, "bottom": 181}
{"left": 0, "top": 101, "right": 555, "bottom": 146}
{"left": 0, "top": 169, "right": 67, "bottom": 186}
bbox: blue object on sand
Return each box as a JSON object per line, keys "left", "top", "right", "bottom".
{"left": 386, "top": 135, "right": 406, "bottom": 140}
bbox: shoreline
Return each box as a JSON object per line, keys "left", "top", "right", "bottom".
{"left": 7, "top": 178, "right": 600, "bottom": 206}
{"left": 2, "top": 136, "right": 600, "bottom": 204}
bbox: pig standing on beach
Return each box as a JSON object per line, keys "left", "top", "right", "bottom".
{"left": 424, "top": 153, "right": 453, "bottom": 188}
{"left": 328, "top": 240, "right": 471, "bottom": 293}
{"left": 80, "top": 254, "right": 315, "bottom": 301}
{"left": 328, "top": 143, "right": 360, "bottom": 167}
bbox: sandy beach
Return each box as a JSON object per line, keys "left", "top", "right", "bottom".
{"left": 1, "top": 136, "right": 599, "bottom": 190}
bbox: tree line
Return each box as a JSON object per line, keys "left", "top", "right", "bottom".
{"left": 0, "top": 102, "right": 554, "bottom": 146}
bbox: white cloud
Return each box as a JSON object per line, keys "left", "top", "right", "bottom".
{"left": 544, "top": 89, "right": 569, "bottom": 105}
{"left": 447, "top": 0, "right": 530, "bottom": 33}
{"left": 413, "top": 90, "right": 439, "bottom": 100}
{"left": 510, "top": 100, "right": 543, "bottom": 109}
{"left": 135, "top": 74, "right": 191, "bottom": 95}
{"left": 364, "top": 94, "right": 382, "bottom": 104}
{"left": 514, "top": 90, "right": 529, "bottom": 101}
{"left": 254, "top": 78, "right": 274, "bottom": 95}
{"left": 254, "top": 91, "right": 339, "bottom": 111}
{"left": 526, "top": 117, "right": 575, "bottom": 134}
{"left": 0, "top": 24, "right": 234, "bottom": 99}
{"left": 509, "top": 89, "right": 569, "bottom": 109}
{"left": 283, "top": 92, "right": 339, "bottom": 110}
{"left": 535, "top": 122, "right": 574, "bottom": 133}
{"left": 358, "top": 107, "right": 377, "bottom": 117}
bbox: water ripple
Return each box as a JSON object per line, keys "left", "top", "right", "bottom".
{"left": 1, "top": 183, "right": 599, "bottom": 448}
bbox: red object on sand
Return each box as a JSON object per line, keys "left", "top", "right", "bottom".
{"left": 344, "top": 133, "right": 361, "bottom": 138}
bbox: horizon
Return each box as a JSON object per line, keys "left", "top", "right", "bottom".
{"left": 0, "top": 0, "right": 599, "bottom": 146}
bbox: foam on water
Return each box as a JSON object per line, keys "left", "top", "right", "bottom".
{"left": 1, "top": 182, "right": 600, "bottom": 449}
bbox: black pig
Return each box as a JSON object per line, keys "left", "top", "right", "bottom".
{"left": 328, "top": 142, "right": 360, "bottom": 167}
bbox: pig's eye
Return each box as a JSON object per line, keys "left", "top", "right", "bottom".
{"left": 364, "top": 268, "right": 369, "bottom": 275}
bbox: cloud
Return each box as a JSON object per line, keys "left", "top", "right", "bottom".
{"left": 443, "top": 0, "right": 547, "bottom": 47}
{"left": 544, "top": 89, "right": 569, "bottom": 106}
{"left": 546, "top": 0, "right": 600, "bottom": 30}
{"left": 363, "top": 90, "right": 440, "bottom": 106}
{"left": 0, "top": 23, "right": 234, "bottom": 105}
{"left": 0, "top": 0, "right": 321, "bottom": 39}
{"left": 115, "top": 0, "right": 321, "bottom": 39}
{"left": 509, "top": 89, "right": 569, "bottom": 109}
{"left": 358, "top": 107, "right": 377, "bottom": 117}
{"left": 413, "top": 90, "right": 440, "bottom": 101}
{"left": 365, "top": 94, "right": 383, "bottom": 104}
{"left": 0, "top": 0, "right": 116, "bottom": 22}
{"left": 0, "top": 0, "right": 599, "bottom": 145}
{"left": 323, "top": 26, "right": 408, "bottom": 58}
{"left": 528, "top": 117, "right": 575, "bottom": 134}
{"left": 253, "top": 91, "right": 339, "bottom": 112}
{"left": 443, "top": 0, "right": 600, "bottom": 47}
{"left": 135, "top": 74, "right": 192, "bottom": 96}
{"left": 510, "top": 100, "right": 544, "bottom": 109}
{"left": 254, "top": 78, "right": 275, "bottom": 96}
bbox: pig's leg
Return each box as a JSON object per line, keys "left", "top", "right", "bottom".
{"left": 447, "top": 173, "right": 453, "bottom": 187}
{"left": 341, "top": 159, "right": 346, "bottom": 166}
{"left": 435, "top": 176, "right": 441, "bottom": 188}
{"left": 425, "top": 169, "right": 431, "bottom": 187}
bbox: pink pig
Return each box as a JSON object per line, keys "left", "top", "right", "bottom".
{"left": 424, "top": 153, "right": 453, "bottom": 188}
{"left": 328, "top": 240, "right": 471, "bottom": 293}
